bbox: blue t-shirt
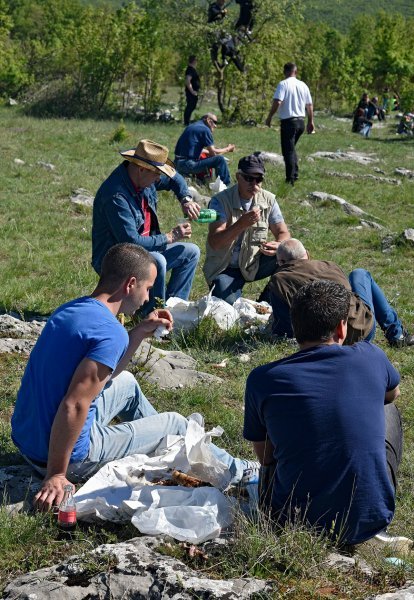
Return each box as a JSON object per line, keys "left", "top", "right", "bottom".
{"left": 11, "top": 297, "right": 129, "bottom": 463}
{"left": 174, "top": 120, "right": 214, "bottom": 160}
{"left": 244, "top": 341, "right": 400, "bottom": 545}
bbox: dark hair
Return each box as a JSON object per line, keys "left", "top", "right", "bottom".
{"left": 189, "top": 55, "right": 197, "bottom": 63}
{"left": 99, "top": 243, "right": 156, "bottom": 290}
{"left": 283, "top": 62, "right": 297, "bottom": 76}
{"left": 291, "top": 280, "right": 351, "bottom": 344}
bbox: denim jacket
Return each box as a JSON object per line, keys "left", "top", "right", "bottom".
{"left": 92, "top": 162, "right": 189, "bottom": 273}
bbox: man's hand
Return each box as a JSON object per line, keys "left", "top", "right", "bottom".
{"left": 227, "top": 144, "right": 235, "bottom": 153}
{"left": 239, "top": 207, "right": 261, "bottom": 228}
{"left": 34, "top": 475, "right": 74, "bottom": 512}
{"left": 134, "top": 309, "right": 174, "bottom": 338}
{"left": 307, "top": 122, "right": 315, "bottom": 134}
{"left": 167, "top": 222, "right": 192, "bottom": 243}
{"left": 259, "top": 240, "right": 280, "bottom": 256}
{"left": 265, "top": 116, "right": 272, "bottom": 127}
{"left": 182, "top": 200, "right": 201, "bottom": 220}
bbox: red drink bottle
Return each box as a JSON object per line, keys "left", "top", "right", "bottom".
{"left": 57, "top": 484, "right": 77, "bottom": 531}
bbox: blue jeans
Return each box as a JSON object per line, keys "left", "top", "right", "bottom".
{"left": 175, "top": 156, "right": 231, "bottom": 185}
{"left": 27, "top": 372, "right": 247, "bottom": 483}
{"left": 349, "top": 269, "right": 403, "bottom": 342}
{"left": 211, "top": 254, "right": 278, "bottom": 305}
{"left": 145, "top": 242, "right": 200, "bottom": 313}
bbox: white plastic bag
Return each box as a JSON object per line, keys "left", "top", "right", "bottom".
{"left": 128, "top": 486, "right": 233, "bottom": 543}
{"left": 209, "top": 176, "right": 227, "bottom": 193}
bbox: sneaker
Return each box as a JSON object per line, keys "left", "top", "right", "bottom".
{"left": 240, "top": 461, "right": 260, "bottom": 486}
{"left": 388, "top": 330, "right": 414, "bottom": 348}
{"left": 372, "top": 530, "right": 414, "bottom": 554}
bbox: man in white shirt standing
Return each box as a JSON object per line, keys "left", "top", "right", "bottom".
{"left": 265, "top": 63, "right": 315, "bottom": 185}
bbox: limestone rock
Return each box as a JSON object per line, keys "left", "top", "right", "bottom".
{"left": 372, "top": 586, "right": 414, "bottom": 599}
{"left": 395, "top": 168, "right": 414, "bottom": 179}
{"left": 0, "top": 464, "right": 42, "bottom": 514}
{"left": 326, "top": 171, "right": 400, "bottom": 185}
{"left": 360, "top": 220, "right": 385, "bottom": 230}
{"left": 187, "top": 186, "right": 211, "bottom": 207}
{"left": 0, "top": 314, "right": 45, "bottom": 338}
{"left": 258, "top": 151, "right": 285, "bottom": 166}
{"left": 37, "top": 161, "right": 56, "bottom": 171}
{"left": 14, "top": 158, "right": 25, "bottom": 166}
{"left": 3, "top": 536, "right": 273, "bottom": 599}
{"left": 308, "top": 191, "right": 368, "bottom": 217}
{"left": 8, "top": 97, "right": 18, "bottom": 105}
{"left": 309, "top": 151, "right": 378, "bottom": 165}
{"left": 70, "top": 188, "right": 94, "bottom": 207}
{"left": 402, "top": 229, "right": 414, "bottom": 245}
{"left": 0, "top": 338, "right": 36, "bottom": 353}
{"left": 132, "top": 340, "right": 222, "bottom": 389}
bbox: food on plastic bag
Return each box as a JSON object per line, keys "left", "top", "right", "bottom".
{"left": 172, "top": 470, "right": 207, "bottom": 487}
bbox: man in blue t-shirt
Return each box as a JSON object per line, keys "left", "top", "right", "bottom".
{"left": 244, "top": 280, "right": 403, "bottom": 546}
{"left": 174, "top": 113, "right": 235, "bottom": 185}
{"left": 12, "top": 243, "right": 257, "bottom": 511}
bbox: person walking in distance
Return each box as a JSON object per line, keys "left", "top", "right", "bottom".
{"left": 184, "top": 55, "right": 201, "bottom": 126}
{"left": 265, "top": 62, "right": 314, "bottom": 185}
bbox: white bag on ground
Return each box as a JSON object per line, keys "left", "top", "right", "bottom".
{"left": 209, "top": 175, "right": 227, "bottom": 193}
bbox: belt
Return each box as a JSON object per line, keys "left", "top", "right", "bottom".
{"left": 281, "top": 117, "right": 305, "bottom": 121}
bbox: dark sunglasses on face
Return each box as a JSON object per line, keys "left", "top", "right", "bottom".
{"left": 241, "top": 173, "right": 264, "bottom": 184}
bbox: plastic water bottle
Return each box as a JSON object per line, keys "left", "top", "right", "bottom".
{"left": 195, "top": 209, "right": 218, "bottom": 223}
{"left": 58, "top": 484, "right": 77, "bottom": 531}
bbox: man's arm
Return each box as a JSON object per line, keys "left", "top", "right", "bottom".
{"left": 34, "top": 358, "right": 112, "bottom": 511}
{"left": 265, "top": 99, "right": 281, "bottom": 127}
{"left": 253, "top": 439, "right": 275, "bottom": 466}
{"left": 207, "top": 206, "right": 261, "bottom": 250}
{"left": 385, "top": 386, "right": 400, "bottom": 404}
{"left": 306, "top": 103, "right": 315, "bottom": 133}
{"left": 205, "top": 143, "right": 235, "bottom": 156}
{"left": 155, "top": 173, "right": 200, "bottom": 219}
{"left": 185, "top": 74, "right": 197, "bottom": 96}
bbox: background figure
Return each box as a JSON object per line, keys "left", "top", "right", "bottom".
{"left": 352, "top": 107, "right": 373, "bottom": 137}
{"left": 184, "top": 55, "right": 200, "bottom": 126}
{"left": 208, "top": 0, "right": 228, "bottom": 23}
{"left": 265, "top": 62, "right": 314, "bottom": 185}
{"left": 367, "top": 96, "right": 385, "bottom": 121}
{"left": 235, "top": 0, "right": 254, "bottom": 33}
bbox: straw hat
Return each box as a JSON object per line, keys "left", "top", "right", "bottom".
{"left": 120, "top": 139, "right": 176, "bottom": 178}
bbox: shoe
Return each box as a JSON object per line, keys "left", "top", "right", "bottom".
{"left": 240, "top": 461, "right": 260, "bottom": 486}
{"left": 372, "top": 530, "right": 414, "bottom": 553}
{"left": 388, "top": 330, "right": 414, "bottom": 348}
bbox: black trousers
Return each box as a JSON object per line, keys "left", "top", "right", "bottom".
{"left": 280, "top": 117, "right": 305, "bottom": 183}
{"left": 184, "top": 92, "right": 198, "bottom": 126}
{"left": 259, "top": 403, "right": 404, "bottom": 512}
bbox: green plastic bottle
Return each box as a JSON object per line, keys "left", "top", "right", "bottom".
{"left": 195, "top": 209, "right": 218, "bottom": 223}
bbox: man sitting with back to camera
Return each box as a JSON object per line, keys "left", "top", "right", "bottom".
{"left": 174, "top": 113, "right": 235, "bottom": 186}
{"left": 11, "top": 243, "right": 258, "bottom": 511}
{"left": 92, "top": 139, "right": 201, "bottom": 314}
{"left": 203, "top": 153, "right": 290, "bottom": 305}
{"left": 244, "top": 279, "right": 404, "bottom": 547}
{"left": 266, "top": 238, "right": 414, "bottom": 347}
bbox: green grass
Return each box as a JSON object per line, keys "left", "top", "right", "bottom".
{"left": 0, "top": 106, "right": 414, "bottom": 596}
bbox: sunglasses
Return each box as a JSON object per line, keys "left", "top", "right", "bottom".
{"left": 241, "top": 173, "right": 264, "bottom": 184}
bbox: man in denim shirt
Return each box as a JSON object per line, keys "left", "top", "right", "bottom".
{"left": 92, "top": 139, "right": 201, "bottom": 312}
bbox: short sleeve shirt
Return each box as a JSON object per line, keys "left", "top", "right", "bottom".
{"left": 273, "top": 77, "right": 312, "bottom": 119}
{"left": 185, "top": 65, "right": 200, "bottom": 92}
{"left": 174, "top": 120, "right": 214, "bottom": 160}
{"left": 11, "top": 297, "right": 129, "bottom": 463}
{"left": 244, "top": 341, "right": 399, "bottom": 545}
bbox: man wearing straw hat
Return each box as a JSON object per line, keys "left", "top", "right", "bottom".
{"left": 92, "top": 139, "right": 201, "bottom": 313}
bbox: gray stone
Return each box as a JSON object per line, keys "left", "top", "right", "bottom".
{"left": 0, "top": 314, "right": 45, "bottom": 338}
{"left": 258, "top": 151, "right": 284, "bottom": 166}
{"left": 360, "top": 220, "right": 385, "bottom": 230}
{"left": 0, "top": 465, "right": 42, "bottom": 513}
{"left": 37, "top": 161, "right": 56, "bottom": 171}
{"left": 309, "top": 151, "right": 378, "bottom": 165}
{"left": 132, "top": 340, "right": 222, "bottom": 389}
{"left": 187, "top": 185, "right": 211, "bottom": 207}
{"left": 308, "top": 191, "right": 368, "bottom": 217}
{"left": 3, "top": 536, "right": 273, "bottom": 599}
{"left": 0, "top": 338, "right": 36, "bottom": 354}
{"left": 395, "top": 168, "right": 414, "bottom": 179}
{"left": 372, "top": 586, "right": 414, "bottom": 599}
{"left": 70, "top": 188, "right": 94, "bottom": 207}
{"left": 326, "top": 171, "right": 401, "bottom": 185}
{"left": 324, "top": 552, "right": 355, "bottom": 572}
{"left": 8, "top": 97, "right": 18, "bottom": 105}
{"left": 402, "top": 229, "right": 414, "bottom": 245}
{"left": 14, "top": 158, "right": 25, "bottom": 166}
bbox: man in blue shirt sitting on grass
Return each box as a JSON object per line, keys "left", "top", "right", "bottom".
{"left": 244, "top": 279, "right": 404, "bottom": 547}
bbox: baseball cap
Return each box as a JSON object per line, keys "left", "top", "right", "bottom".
{"left": 238, "top": 154, "right": 265, "bottom": 176}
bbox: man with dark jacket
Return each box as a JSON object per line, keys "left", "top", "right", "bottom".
{"left": 267, "top": 238, "right": 414, "bottom": 347}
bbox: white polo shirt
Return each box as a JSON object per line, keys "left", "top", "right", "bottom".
{"left": 273, "top": 76, "right": 312, "bottom": 120}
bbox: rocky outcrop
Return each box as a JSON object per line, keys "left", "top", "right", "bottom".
{"left": 309, "top": 151, "right": 379, "bottom": 165}
{"left": 3, "top": 536, "right": 273, "bottom": 599}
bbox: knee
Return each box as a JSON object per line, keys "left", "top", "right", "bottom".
{"left": 152, "top": 252, "right": 167, "bottom": 276}
{"left": 186, "top": 243, "right": 201, "bottom": 263}
{"left": 167, "top": 412, "right": 188, "bottom": 436}
{"left": 349, "top": 268, "right": 369, "bottom": 281}
{"left": 116, "top": 370, "right": 140, "bottom": 394}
